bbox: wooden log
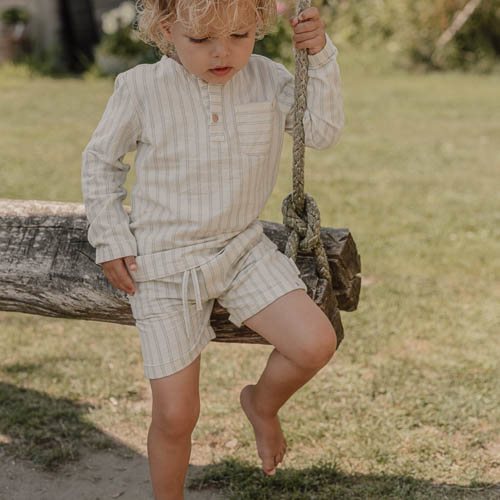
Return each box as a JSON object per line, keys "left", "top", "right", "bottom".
{"left": 0, "top": 199, "right": 361, "bottom": 345}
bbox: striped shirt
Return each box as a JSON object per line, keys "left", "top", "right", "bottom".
{"left": 81, "top": 34, "right": 344, "bottom": 282}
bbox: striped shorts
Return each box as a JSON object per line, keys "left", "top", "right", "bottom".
{"left": 127, "top": 233, "right": 307, "bottom": 379}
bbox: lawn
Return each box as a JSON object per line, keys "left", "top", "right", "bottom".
{"left": 0, "top": 46, "right": 499, "bottom": 499}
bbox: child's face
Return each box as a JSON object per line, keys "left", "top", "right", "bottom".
{"left": 162, "top": 3, "right": 258, "bottom": 84}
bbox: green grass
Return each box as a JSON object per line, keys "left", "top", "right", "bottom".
{"left": 0, "top": 47, "right": 499, "bottom": 499}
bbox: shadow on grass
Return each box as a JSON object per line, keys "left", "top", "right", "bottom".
{"left": 187, "top": 458, "right": 500, "bottom": 500}
{"left": 0, "top": 381, "right": 134, "bottom": 471}
{"left": 1, "top": 382, "right": 498, "bottom": 499}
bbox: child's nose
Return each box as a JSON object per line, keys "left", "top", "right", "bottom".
{"left": 211, "top": 39, "right": 230, "bottom": 58}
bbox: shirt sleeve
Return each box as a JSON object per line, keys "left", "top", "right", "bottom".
{"left": 274, "top": 34, "right": 344, "bottom": 150}
{"left": 81, "top": 72, "right": 141, "bottom": 265}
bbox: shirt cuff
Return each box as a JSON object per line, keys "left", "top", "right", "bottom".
{"left": 308, "top": 34, "right": 338, "bottom": 69}
{"left": 95, "top": 240, "right": 137, "bottom": 265}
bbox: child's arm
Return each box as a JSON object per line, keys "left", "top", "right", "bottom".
{"left": 81, "top": 73, "right": 140, "bottom": 291}
{"left": 274, "top": 7, "right": 344, "bottom": 150}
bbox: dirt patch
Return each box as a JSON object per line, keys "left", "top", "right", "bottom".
{"left": 0, "top": 447, "right": 225, "bottom": 500}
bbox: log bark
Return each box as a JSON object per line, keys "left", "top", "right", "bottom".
{"left": 0, "top": 199, "right": 361, "bottom": 346}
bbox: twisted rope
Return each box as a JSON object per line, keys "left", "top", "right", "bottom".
{"left": 281, "top": 0, "right": 333, "bottom": 289}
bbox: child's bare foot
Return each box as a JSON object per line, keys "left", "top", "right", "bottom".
{"left": 239, "top": 384, "right": 287, "bottom": 476}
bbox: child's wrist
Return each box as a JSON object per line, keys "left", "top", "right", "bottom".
{"left": 307, "top": 35, "right": 337, "bottom": 69}
{"left": 308, "top": 34, "right": 326, "bottom": 56}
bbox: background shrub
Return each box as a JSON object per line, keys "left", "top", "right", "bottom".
{"left": 321, "top": 0, "right": 500, "bottom": 72}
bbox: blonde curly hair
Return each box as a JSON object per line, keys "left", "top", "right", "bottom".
{"left": 135, "top": 0, "right": 279, "bottom": 57}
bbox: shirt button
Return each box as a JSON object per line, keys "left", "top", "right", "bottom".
{"left": 211, "top": 113, "right": 219, "bottom": 123}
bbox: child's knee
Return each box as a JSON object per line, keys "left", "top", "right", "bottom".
{"left": 298, "top": 325, "right": 337, "bottom": 370}
{"left": 151, "top": 401, "right": 200, "bottom": 439}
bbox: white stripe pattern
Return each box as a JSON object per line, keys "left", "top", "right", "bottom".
{"left": 81, "top": 34, "right": 344, "bottom": 281}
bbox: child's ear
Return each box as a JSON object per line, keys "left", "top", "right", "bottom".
{"left": 161, "top": 21, "right": 173, "bottom": 42}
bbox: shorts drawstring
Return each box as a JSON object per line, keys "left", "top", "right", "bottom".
{"left": 181, "top": 267, "right": 204, "bottom": 342}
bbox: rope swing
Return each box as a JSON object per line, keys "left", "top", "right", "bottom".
{"left": 281, "top": 0, "right": 334, "bottom": 300}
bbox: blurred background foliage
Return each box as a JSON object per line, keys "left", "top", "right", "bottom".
{"left": 1, "top": 0, "right": 499, "bottom": 76}
{"left": 262, "top": 0, "right": 500, "bottom": 72}
{"left": 255, "top": 0, "right": 500, "bottom": 72}
{"left": 320, "top": 0, "right": 500, "bottom": 72}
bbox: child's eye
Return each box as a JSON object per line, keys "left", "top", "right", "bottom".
{"left": 189, "top": 37, "right": 208, "bottom": 43}
{"left": 232, "top": 33, "right": 249, "bottom": 38}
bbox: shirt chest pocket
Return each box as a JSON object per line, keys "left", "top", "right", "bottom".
{"left": 235, "top": 100, "right": 276, "bottom": 156}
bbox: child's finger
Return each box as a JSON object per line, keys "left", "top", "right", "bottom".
{"left": 119, "top": 258, "right": 137, "bottom": 294}
{"left": 294, "top": 33, "right": 326, "bottom": 52}
{"left": 290, "top": 7, "right": 320, "bottom": 27}
{"left": 124, "top": 255, "right": 137, "bottom": 272}
{"left": 293, "top": 19, "right": 322, "bottom": 34}
{"left": 289, "top": 8, "right": 323, "bottom": 35}
{"left": 108, "top": 259, "right": 136, "bottom": 294}
{"left": 294, "top": 28, "right": 323, "bottom": 44}
{"left": 294, "top": 6, "right": 320, "bottom": 24}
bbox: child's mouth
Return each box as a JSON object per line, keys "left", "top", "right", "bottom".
{"left": 210, "top": 67, "right": 231, "bottom": 76}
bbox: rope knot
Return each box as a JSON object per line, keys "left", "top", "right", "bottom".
{"left": 281, "top": 191, "right": 333, "bottom": 286}
{"left": 281, "top": 192, "right": 321, "bottom": 253}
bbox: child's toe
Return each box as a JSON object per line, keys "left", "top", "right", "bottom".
{"left": 263, "top": 466, "right": 276, "bottom": 476}
{"left": 262, "top": 455, "right": 277, "bottom": 475}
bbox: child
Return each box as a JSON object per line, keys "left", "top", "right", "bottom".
{"left": 82, "top": 0, "right": 344, "bottom": 497}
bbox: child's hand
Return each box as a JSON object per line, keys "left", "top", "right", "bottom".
{"left": 101, "top": 256, "right": 137, "bottom": 295}
{"left": 289, "top": 7, "right": 326, "bottom": 56}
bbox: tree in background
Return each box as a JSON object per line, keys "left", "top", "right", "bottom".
{"left": 320, "top": 0, "right": 500, "bottom": 72}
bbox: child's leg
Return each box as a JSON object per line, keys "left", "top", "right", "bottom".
{"left": 147, "top": 354, "right": 201, "bottom": 500}
{"left": 240, "top": 289, "right": 336, "bottom": 475}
